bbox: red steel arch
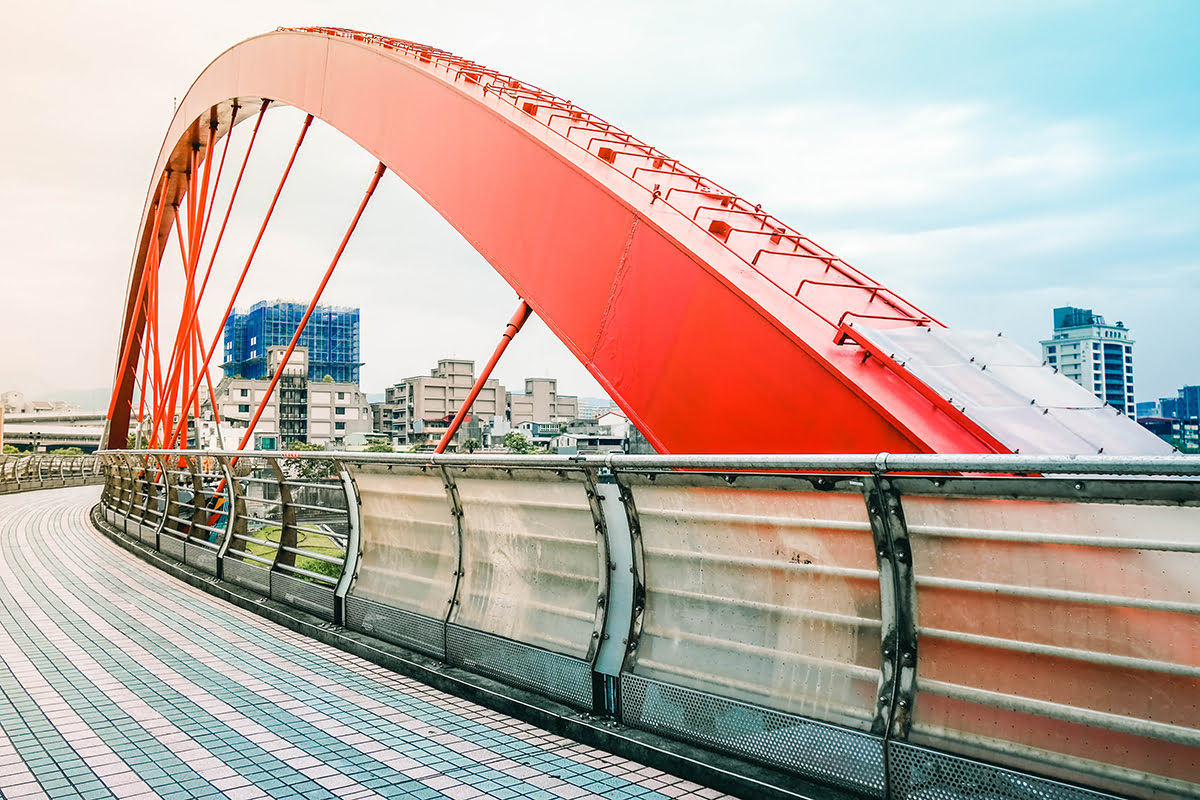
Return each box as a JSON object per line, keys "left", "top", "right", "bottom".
{"left": 106, "top": 27, "right": 1014, "bottom": 454}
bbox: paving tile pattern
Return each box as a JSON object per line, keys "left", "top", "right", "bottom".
{"left": 0, "top": 488, "right": 732, "bottom": 800}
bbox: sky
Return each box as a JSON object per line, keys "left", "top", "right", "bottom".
{"left": 1, "top": 1, "right": 1197, "bottom": 410}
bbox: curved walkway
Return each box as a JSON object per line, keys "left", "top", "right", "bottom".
{"left": 0, "top": 488, "right": 730, "bottom": 800}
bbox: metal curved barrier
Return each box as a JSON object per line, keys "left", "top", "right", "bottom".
{"left": 93, "top": 450, "right": 1200, "bottom": 800}
{"left": 0, "top": 453, "right": 104, "bottom": 494}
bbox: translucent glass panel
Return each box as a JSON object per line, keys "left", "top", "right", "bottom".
{"left": 904, "top": 494, "right": 1200, "bottom": 798}
{"left": 350, "top": 468, "right": 458, "bottom": 619}
{"left": 628, "top": 482, "right": 882, "bottom": 730}
{"left": 453, "top": 474, "right": 602, "bottom": 661}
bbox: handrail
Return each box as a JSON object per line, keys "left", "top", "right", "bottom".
{"left": 0, "top": 454, "right": 105, "bottom": 493}
{"left": 97, "top": 448, "right": 1200, "bottom": 476}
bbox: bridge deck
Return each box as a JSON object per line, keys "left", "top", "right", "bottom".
{"left": 0, "top": 488, "right": 730, "bottom": 800}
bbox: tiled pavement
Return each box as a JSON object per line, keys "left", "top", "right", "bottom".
{"left": 0, "top": 488, "right": 732, "bottom": 800}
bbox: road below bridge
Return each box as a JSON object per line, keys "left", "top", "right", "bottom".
{"left": 0, "top": 487, "right": 731, "bottom": 800}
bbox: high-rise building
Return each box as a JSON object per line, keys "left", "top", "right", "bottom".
{"left": 1147, "top": 385, "right": 1200, "bottom": 420}
{"left": 1040, "top": 306, "right": 1135, "bottom": 416}
{"left": 222, "top": 300, "right": 362, "bottom": 384}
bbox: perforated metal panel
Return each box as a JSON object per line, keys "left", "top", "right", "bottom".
{"left": 345, "top": 596, "right": 445, "bottom": 659}
{"left": 184, "top": 544, "right": 218, "bottom": 576}
{"left": 888, "top": 742, "right": 1120, "bottom": 800}
{"left": 446, "top": 624, "right": 594, "bottom": 710}
{"left": 224, "top": 557, "right": 270, "bottom": 595}
{"left": 159, "top": 534, "right": 185, "bottom": 562}
{"left": 271, "top": 572, "right": 335, "bottom": 621}
{"left": 621, "top": 674, "right": 886, "bottom": 797}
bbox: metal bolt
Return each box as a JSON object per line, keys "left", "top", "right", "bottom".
{"left": 879, "top": 695, "right": 890, "bottom": 705}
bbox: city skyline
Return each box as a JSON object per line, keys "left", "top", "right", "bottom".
{"left": 2, "top": 2, "right": 1197, "bottom": 406}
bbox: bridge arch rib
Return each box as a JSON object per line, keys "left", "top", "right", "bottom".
{"left": 109, "top": 27, "right": 1020, "bottom": 453}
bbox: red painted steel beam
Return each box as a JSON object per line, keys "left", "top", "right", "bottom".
{"left": 109, "top": 29, "right": 1011, "bottom": 455}
{"left": 435, "top": 300, "right": 533, "bottom": 454}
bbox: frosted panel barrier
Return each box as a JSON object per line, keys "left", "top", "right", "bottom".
{"left": 904, "top": 494, "right": 1200, "bottom": 800}
{"left": 350, "top": 468, "right": 458, "bottom": 618}
{"left": 454, "top": 474, "right": 601, "bottom": 660}
{"left": 629, "top": 483, "right": 882, "bottom": 730}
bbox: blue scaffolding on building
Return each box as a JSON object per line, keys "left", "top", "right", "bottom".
{"left": 221, "top": 300, "right": 362, "bottom": 383}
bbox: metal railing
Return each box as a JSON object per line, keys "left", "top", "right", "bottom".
{"left": 95, "top": 449, "right": 1200, "bottom": 800}
{"left": 0, "top": 453, "right": 104, "bottom": 494}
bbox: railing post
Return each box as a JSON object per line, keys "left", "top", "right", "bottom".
{"left": 437, "top": 465, "right": 466, "bottom": 645}
{"left": 213, "top": 455, "right": 240, "bottom": 579}
{"left": 589, "top": 469, "right": 641, "bottom": 718}
{"left": 332, "top": 460, "right": 361, "bottom": 627}
{"left": 117, "top": 456, "right": 136, "bottom": 526}
{"left": 863, "top": 473, "right": 919, "bottom": 747}
{"left": 133, "top": 454, "right": 153, "bottom": 526}
{"left": 267, "top": 458, "right": 293, "bottom": 573}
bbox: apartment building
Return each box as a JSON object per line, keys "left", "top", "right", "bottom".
{"left": 204, "top": 346, "right": 370, "bottom": 449}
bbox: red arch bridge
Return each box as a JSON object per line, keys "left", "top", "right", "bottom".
{"left": 2, "top": 26, "right": 1197, "bottom": 800}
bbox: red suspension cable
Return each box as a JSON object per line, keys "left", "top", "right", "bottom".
{"left": 235, "top": 161, "right": 387, "bottom": 454}
{"left": 174, "top": 112, "right": 314, "bottom": 433}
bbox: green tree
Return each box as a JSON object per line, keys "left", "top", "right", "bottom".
{"left": 322, "top": 374, "right": 335, "bottom": 383}
{"left": 365, "top": 440, "right": 394, "bottom": 453}
{"left": 501, "top": 431, "right": 535, "bottom": 454}
{"left": 49, "top": 446, "right": 86, "bottom": 455}
{"left": 2, "top": 444, "right": 18, "bottom": 454}
{"left": 285, "top": 440, "right": 335, "bottom": 480}
{"left": 461, "top": 437, "right": 481, "bottom": 454}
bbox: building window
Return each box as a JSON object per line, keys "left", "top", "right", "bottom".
{"left": 335, "top": 407, "right": 345, "bottom": 415}
{"left": 240, "top": 389, "right": 248, "bottom": 397}
{"left": 335, "top": 422, "right": 345, "bottom": 431}
{"left": 337, "top": 392, "right": 345, "bottom": 400}
{"left": 238, "top": 404, "right": 249, "bottom": 413}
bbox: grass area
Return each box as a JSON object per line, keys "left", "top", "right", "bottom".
{"left": 242, "top": 524, "right": 345, "bottom": 580}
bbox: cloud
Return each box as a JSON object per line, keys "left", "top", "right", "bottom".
{"left": 643, "top": 100, "right": 1113, "bottom": 222}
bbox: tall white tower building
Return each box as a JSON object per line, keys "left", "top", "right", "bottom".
{"left": 1040, "top": 306, "right": 1135, "bottom": 416}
